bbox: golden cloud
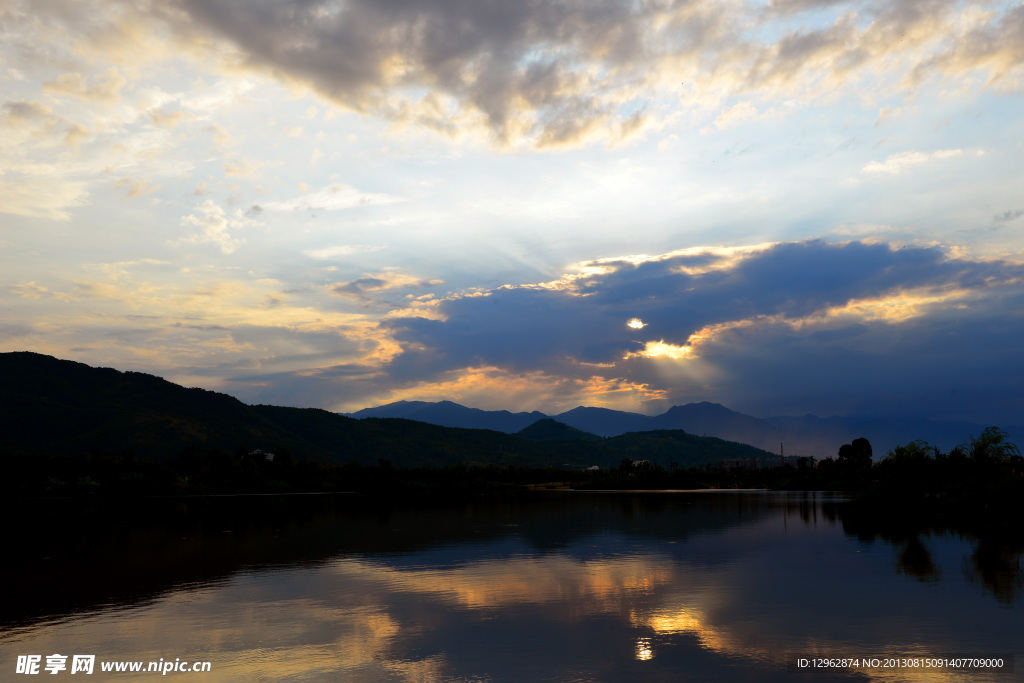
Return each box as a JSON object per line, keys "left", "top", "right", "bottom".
{"left": 42, "top": 68, "right": 126, "bottom": 102}
{"left": 352, "top": 364, "right": 667, "bottom": 415}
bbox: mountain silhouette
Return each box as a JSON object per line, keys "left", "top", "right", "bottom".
{"left": 516, "top": 418, "right": 602, "bottom": 442}
{"left": 349, "top": 400, "right": 547, "bottom": 432}
{"left": 1, "top": 352, "right": 777, "bottom": 469}
{"left": 351, "top": 399, "right": 1012, "bottom": 458}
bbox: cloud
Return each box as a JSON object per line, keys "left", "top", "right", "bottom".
{"left": 994, "top": 209, "right": 1024, "bottom": 223}
{"left": 223, "top": 158, "right": 259, "bottom": 177}
{"left": 1, "top": 266, "right": 385, "bottom": 389}
{"left": 232, "top": 3, "right": 1024, "bottom": 144}
{"left": 0, "top": 174, "right": 90, "bottom": 220}
{"left": 263, "top": 184, "right": 403, "bottom": 212}
{"left": 713, "top": 101, "right": 767, "bottom": 130}
{"left": 149, "top": 108, "right": 190, "bottom": 128}
{"left": 2, "top": 100, "right": 53, "bottom": 123}
{"left": 15, "top": 0, "right": 1015, "bottom": 149}
{"left": 178, "top": 200, "right": 260, "bottom": 254}
{"left": 115, "top": 177, "right": 160, "bottom": 198}
{"left": 373, "top": 365, "right": 667, "bottom": 415}
{"left": 368, "top": 240, "right": 1024, "bottom": 423}
{"left": 1, "top": 0, "right": 1018, "bottom": 153}
{"left": 304, "top": 245, "right": 387, "bottom": 261}
{"left": 2, "top": 98, "right": 93, "bottom": 152}
{"left": 41, "top": 68, "right": 126, "bottom": 102}
{"left": 331, "top": 272, "right": 443, "bottom": 303}
{"left": 766, "top": 0, "right": 851, "bottom": 15}
{"left": 862, "top": 149, "right": 968, "bottom": 175}
{"left": 62, "top": 122, "right": 90, "bottom": 148}
{"left": 914, "top": 4, "right": 1024, "bottom": 88}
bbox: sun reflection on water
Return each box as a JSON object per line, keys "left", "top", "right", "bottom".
{"left": 635, "top": 637, "right": 653, "bottom": 661}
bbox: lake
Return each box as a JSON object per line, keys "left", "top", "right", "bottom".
{"left": 2, "top": 491, "right": 1020, "bottom": 681}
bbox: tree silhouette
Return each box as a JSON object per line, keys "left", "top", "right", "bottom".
{"left": 885, "top": 440, "right": 935, "bottom": 463}
{"left": 838, "top": 437, "right": 872, "bottom": 467}
{"left": 960, "top": 427, "right": 1020, "bottom": 464}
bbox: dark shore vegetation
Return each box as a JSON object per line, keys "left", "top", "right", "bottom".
{"left": 6, "top": 428, "right": 1022, "bottom": 520}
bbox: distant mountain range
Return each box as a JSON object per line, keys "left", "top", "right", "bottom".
{"left": 347, "top": 400, "right": 549, "bottom": 433}
{"left": 350, "top": 400, "right": 1010, "bottom": 458}
{"left": 0, "top": 352, "right": 775, "bottom": 470}
{"left": 3, "top": 351, "right": 1007, "bottom": 467}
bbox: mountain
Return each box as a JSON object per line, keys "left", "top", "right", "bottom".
{"left": 603, "top": 430, "right": 776, "bottom": 469}
{"left": 350, "top": 401, "right": 790, "bottom": 450}
{"left": 349, "top": 399, "right": 1015, "bottom": 459}
{"left": 0, "top": 352, "right": 555, "bottom": 467}
{"left": 349, "top": 400, "right": 548, "bottom": 433}
{"left": 552, "top": 406, "right": 652, "bottom": 436}
{"left": 7, "top": 352, "right": 1008, "bottom": 466}
{"left": 1, "top": 352, "right": 776, "bottom": 471}
{"left": 0, "top": 351, "right": 300, "bottom": 458}
{"left": 515, "top": 419, "right": 602, "bottom": 442}
{"left": 652, "top": 402, "right": 778, "bottom": 442}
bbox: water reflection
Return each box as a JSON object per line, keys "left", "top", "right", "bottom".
{"left": 635, "top": 637, "right": 653, "bottom": 661}
{"left": 964, "top": 540, "right": 1024, "bottom": 605}
{"left": 2, "top": 492, "right": 1020, "bottom": 681}
{"left": 833, "top": 500, "right": 1024, "bottom": 605}
{"left": 897, "top": 536, "right": 942, "bottom": 583}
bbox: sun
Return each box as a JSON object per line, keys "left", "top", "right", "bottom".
{"left": 627, "top": 318, "right": 646, "bottom": 329}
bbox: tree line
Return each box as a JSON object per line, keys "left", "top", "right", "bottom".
{"left": 5, "top": 427, "right": 1022, "bottom": 515}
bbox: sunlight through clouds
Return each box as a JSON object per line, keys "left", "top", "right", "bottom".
{"left": 626, "top": 341, "right": 695, "bottom": 361}
{"left": 356, "top": 365, "right": 669, "bottom": 415}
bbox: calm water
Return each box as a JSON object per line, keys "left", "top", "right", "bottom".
{"left": 2, "top": 491, "right": 1021, "bottom": 681}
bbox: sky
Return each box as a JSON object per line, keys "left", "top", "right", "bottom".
{"left": 2, "top": 0, "right": 1024, "bottom": 425}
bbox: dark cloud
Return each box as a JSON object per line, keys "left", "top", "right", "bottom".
{"left": 766, "top": 0, "right": 850, "bottom": 14}
{"left": 172, "top": 322, "right": 230, "bottom": 331}
{"left": 529, "top": 240, "right": 994, "bottom": 346}
{"left": 2, "top": 100, "right": 52, "bottom": 122}
{"left": 330, "top": 273, "right": 443, "bottom": 305}
{"left": 165, "top": 0, "right": 650, "bottom": 145}
{"left": 0, "top": 321, "right": 34, "bottom": 340}
{"left": 16, "top": 1, "right": 1022, "bottom": 147}
{"left": 333, "top": 277, "right": 389, "bottom": 295}
{"left": 373, "top": 240, "right": 1024, "bottom": 423}
{"left": 994, "top": 209, "right": 1024, "bottom": 223}
{"left": 696, "top": 290, "right": 1024, "bottom": 423}
{"left": 135, "top": 0, "right": 1024, "bottom": 147}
